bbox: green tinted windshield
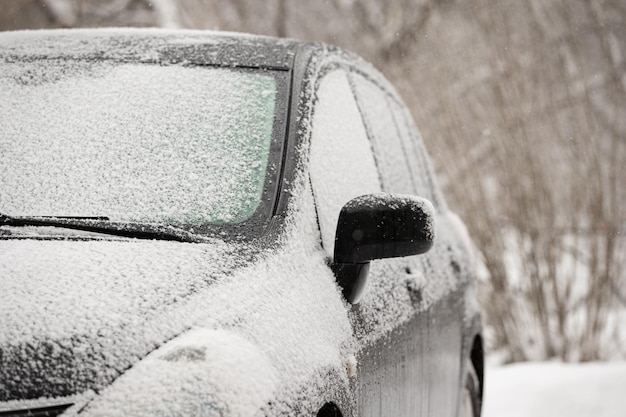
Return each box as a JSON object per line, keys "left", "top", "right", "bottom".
{"left": 0, "top": 61, "right": 279, "bottom": 225}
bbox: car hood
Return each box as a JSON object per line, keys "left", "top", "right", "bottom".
{"left": 0, "top": 237, "right": 250, "bottom": 402}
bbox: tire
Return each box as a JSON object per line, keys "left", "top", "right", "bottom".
{"left": 459, "top": 363, "right": 481, "bottom": 417}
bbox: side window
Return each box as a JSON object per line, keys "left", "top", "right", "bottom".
{"left": 351, "top": 74, "right": 415, "bottom": 195}
{"left": 309, "top": 70, "right": 382, "bottom": 256}
{"left": 388, "top": 99, "right": 444, "bottom": 209}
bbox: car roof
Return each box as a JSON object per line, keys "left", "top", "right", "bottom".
{"left": 0, "top": 28, "right": 394, "bottom": 96}
{"left": 0, "top": 28, "right": 307, "bottom": 70}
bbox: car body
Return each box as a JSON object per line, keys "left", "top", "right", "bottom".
{"left": 0, "top": 29, "right": 483, "bottom": 417}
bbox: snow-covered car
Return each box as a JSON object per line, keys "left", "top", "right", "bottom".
{"left": 0, "top": 29, "right": 483, "bottom": 417}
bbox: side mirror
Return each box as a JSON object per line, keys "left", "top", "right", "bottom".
{"left": 332, "top": 193, "right": 436, "bottom": 304}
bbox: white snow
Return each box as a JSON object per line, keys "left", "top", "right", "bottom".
{"left": 0, "top": 239, "right": 233, "bottom": 344}
{"left": 0, "top": 28, "right": 284, "bottom": 61}
{"left": 484, "top": 362, "right": 626, "bottom": 417}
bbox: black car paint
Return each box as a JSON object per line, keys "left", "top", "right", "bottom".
{"left": 356, "top": 291, "right": 464, "bottom": 416}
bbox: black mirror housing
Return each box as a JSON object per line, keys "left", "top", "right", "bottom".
{"left": 334, "top": 193, "right": 436, "bottom": 264}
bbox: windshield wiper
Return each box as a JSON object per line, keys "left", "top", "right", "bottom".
{"left": 46, "top": 216, "right": 110, "bottom": 220}
{"left": 4, "top": 215, "right": 110, "bottom": 221}
{"left": 0, "top": 213, "right": 195, "bottom": 242}
{"left": 1, "top": 213, "right": 109, "bottom": 225}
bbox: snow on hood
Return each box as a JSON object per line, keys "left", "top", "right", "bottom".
{"left": 0, "top": 237, "right": 244, "bottom": 401}
{"left": 71, "top": 183, "right": 354, "bottom": 416}
{"left": 0, "top": 178, "right": 355, "bottom": 416}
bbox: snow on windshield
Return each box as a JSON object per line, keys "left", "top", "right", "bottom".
{"left": 0, "top": 60, "right": 277, "bottom": 225}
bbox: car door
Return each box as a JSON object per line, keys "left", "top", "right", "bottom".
{"left": 308, "top": 66, "right": 464, "bottom": 417}
{"left": 352, "top": 71, "right": 467, "bottom": 417}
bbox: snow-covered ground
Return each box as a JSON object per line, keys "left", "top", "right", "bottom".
{"left": 483, "top": 362, "right": 626, "bottom": 417}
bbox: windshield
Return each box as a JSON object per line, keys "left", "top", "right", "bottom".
{"left": 0, "top": 60, "right": 282, "bottom": 227}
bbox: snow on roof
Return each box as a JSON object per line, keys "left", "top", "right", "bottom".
{"left": 0, "top": 28, "right": 296, "bottom": 68}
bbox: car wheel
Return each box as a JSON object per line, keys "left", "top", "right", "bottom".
{"left": 459, "top": 363, "right": 481, "bottom": 417}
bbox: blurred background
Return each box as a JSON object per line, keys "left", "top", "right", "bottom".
{"left": 2, "top": 0, "right": 625, "bottom": 364}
